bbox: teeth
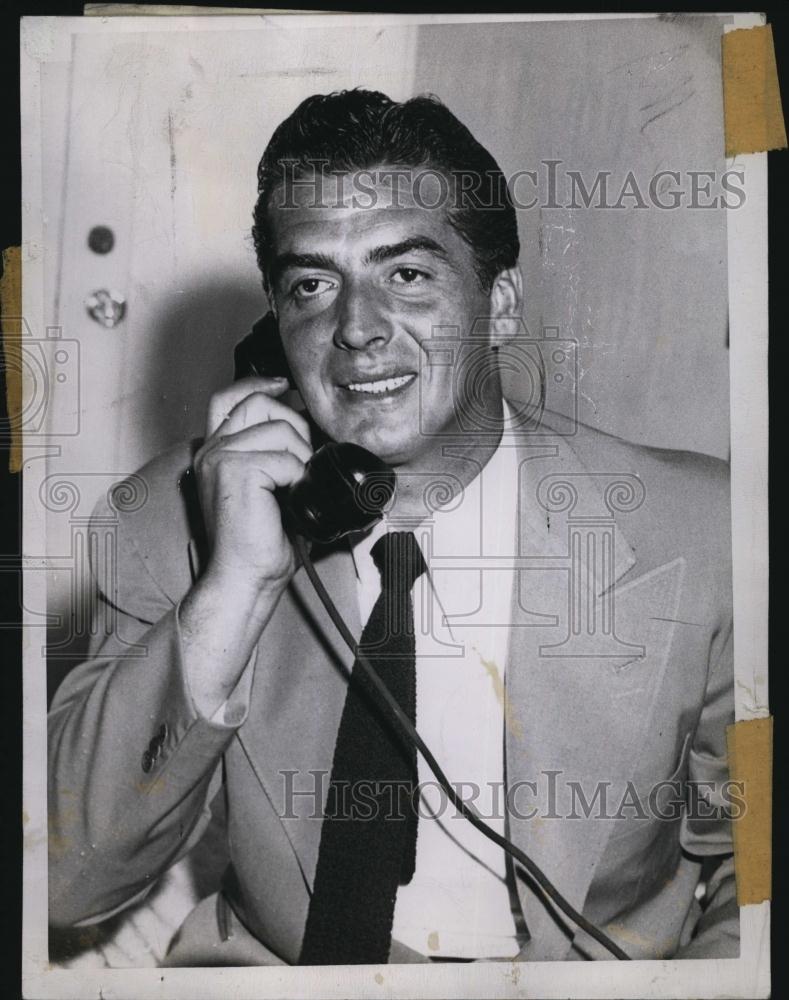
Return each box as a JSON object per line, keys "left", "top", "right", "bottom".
{"left": 346, "top": 374, "right": 415, "bottom": 395}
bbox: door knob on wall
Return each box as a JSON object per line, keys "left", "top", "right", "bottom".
{"left": 87, "top": 225, "right": 115, "bottom": 254}
{"left": 85, "top": 289, "right": 126, "bottom": 328}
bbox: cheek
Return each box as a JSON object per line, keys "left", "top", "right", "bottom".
{"left": 418, "top": 361, "right": 454, "bottom": 401}
{"left": 411, "top": 322, "right": 489, "bottom": 398}
{"left": 284, "top": 333, "right": 327, "bottom": 388}
{"left": 408, "top": 286, "right": 491, "bottom": 344}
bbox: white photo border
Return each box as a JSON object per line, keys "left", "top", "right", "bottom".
{"left": 21, "top": 11, "right": 770, "bottom": 999}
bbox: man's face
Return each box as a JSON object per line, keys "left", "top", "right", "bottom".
{"left": 266, "top": 168, "right": 514, "bottom": 466}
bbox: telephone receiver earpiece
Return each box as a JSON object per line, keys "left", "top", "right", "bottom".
{"left": 234, "top": 314, "right": 395, "bottom": 544}
{"left": 234, "top": 311, "right": 295, "bottom": 387}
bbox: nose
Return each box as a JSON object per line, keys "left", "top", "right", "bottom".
{"left": 333, "top": 282, "right": 392, "bottom": 352}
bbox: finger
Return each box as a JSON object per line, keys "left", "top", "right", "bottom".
{"left": 206, "top": 377, "right": 290, "bottom": 437}
{"left": 213, "top": 392, "right": 311, "bottom": 447}
{"left": 213, "top": 449, "right": 307, "bottom": 491}
{"left": 209, "top": 420, "right": 313, "bottom": 465}
{"left": 219, "top": 391, "right": 311, "bottom": 445}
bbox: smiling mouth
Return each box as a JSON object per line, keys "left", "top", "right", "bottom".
{"left": 342, "top": 373, "right": 417, "bottom": 396}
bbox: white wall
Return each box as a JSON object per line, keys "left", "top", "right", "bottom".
{"left": 412, "top": 15, "right": 731, "bottom": 456}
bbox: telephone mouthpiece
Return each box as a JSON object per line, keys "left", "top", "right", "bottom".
{"left": 283, "top": 442, "right": 395, "bottom": 544}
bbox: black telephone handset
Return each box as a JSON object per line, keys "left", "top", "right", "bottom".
{"left": 234, "top": 313, "right": 395, "bottom": 545}
{"left": 231, "top": 315, "right": 629, "bottom": 960}
{"left": 233, "top": 311, "right": 296, "bottom": 386}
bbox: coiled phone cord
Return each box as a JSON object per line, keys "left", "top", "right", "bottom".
{"left": 294, "top": 535, "right": 631, "bottom": 962}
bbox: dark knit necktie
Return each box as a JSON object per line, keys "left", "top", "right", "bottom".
{"left": 299, "top": 531, "right": 427, "bottom": 965}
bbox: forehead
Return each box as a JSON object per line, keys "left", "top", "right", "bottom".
{"left": 266, "top": 168, "right": 467, "bottom": 256}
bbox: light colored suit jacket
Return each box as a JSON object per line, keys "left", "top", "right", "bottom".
{"left": 48, "top": 412, "right": 738, "bottom": 963}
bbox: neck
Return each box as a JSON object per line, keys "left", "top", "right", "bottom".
{"left": 387, "top": 399, "right": 506, "bottom": 523}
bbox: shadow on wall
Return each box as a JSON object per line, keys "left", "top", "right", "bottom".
{"left": 135, "top": 277, "right": 268, "bottom": 463}
{"left": 47, "top": 278, "right": 267, "bottom": 706}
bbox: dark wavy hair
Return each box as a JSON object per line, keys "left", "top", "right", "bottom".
{"left": 252, "top": 89, "right": 519, "bottom": 292}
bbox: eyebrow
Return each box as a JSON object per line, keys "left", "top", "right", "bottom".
{"left": 269, "top": 251, "right": 339, "bottom": 284}
{"left": 363, "top": 237, "right": 451, "bottom": 265}
{"left": 270, "top": 236, "right": 452, "bottom": 285}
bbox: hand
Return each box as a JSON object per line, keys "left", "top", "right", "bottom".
{"left": 193, "top": 376, "right": 313, "bottom": 594}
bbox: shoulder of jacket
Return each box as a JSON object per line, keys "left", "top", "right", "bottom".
{"left": 556, "top": 416, "right": 732, "bottom": 569}
{"left": 91, "top": 439, "right": 203, "bottom": 603}
{"left": 550, "top": 413, "right": 729, "bottom": 497}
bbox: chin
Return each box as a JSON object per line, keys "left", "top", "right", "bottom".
{"left": 312, "top": 400, "right": 432, "bottom": 464}
{"left": 343, "top": 426, "right": 423, "bottom": 466}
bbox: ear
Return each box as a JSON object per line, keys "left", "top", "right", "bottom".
{"left": 488, "top": 266, "right": 523, "bottom": 348}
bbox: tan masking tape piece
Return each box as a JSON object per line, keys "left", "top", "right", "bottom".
{"left": 0, "top": 247, "right": 22, "bottom": 474}
{"left": 722, "top": 24, "right": 787, "bottom": 156}
{"left": 726, "top": 716, "right": 773, "bottom": 905}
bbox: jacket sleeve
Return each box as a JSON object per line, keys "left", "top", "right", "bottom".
{"left": 48, "top": 496, "right": 251, "bottom": 928}
{"left": 675, "top": 622, "right": 740, "bottom": 958}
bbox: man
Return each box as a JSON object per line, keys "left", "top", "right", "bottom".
{"left": 48, "top": 89, "right": 737, "bottom": 964}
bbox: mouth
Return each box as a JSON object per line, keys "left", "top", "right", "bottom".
{"left": 340, "top": 372, "right": 417, "bottom": 397}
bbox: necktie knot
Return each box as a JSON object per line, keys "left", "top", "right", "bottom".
{"left": 370, "top": 531, "right": 427, "bottom": 594}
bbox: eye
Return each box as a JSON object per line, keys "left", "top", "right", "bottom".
{"left": 292, "top": 277, "right": 335, "bottom": 299}
{"left": 390, "top": 267, "right": 428, "bottom": 285}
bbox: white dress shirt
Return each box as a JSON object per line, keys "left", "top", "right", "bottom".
{"left": 349, "top": 403, "right": 524, "bottom": 960}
